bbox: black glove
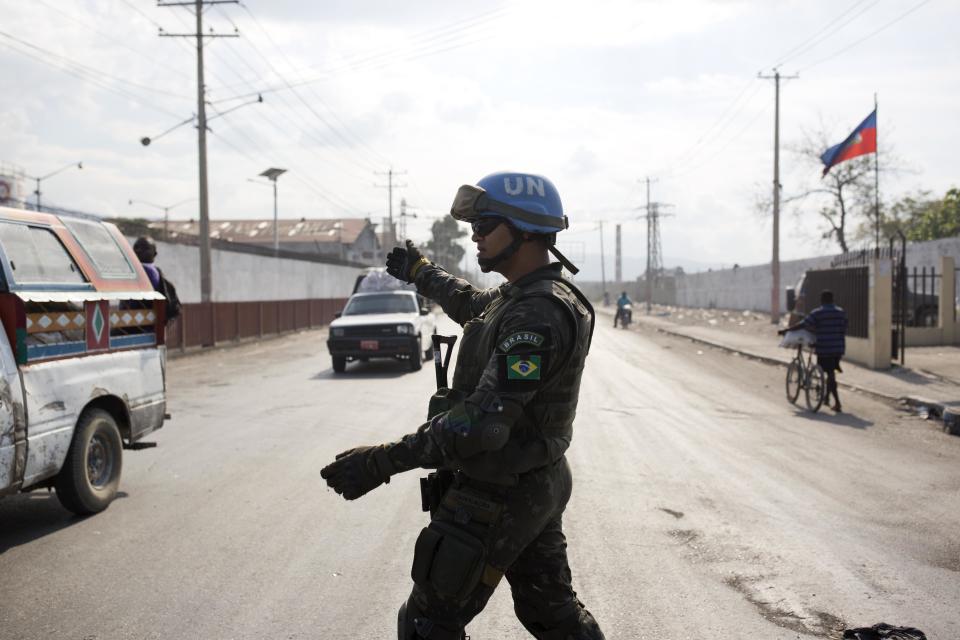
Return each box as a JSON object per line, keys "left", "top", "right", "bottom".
{"left": 777, "top": 329, "right": 786, "bottom": 335}
{"left": 320, "top": 445, "right": 396, "bottom": 500}
{"left": 386, "top": 240, "right": 427, "bottom": 283}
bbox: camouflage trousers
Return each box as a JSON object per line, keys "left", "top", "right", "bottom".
{"left": 402, "top": 456, "right": 605, "bottom": 639}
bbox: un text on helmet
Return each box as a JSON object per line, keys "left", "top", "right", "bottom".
{"left": 504, "top": 176, "right": 545, "bottom": 197}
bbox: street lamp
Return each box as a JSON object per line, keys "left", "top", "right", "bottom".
{"left": 26, "top": 162, "right": 83, "bottom": 212}
{"left": 128, "top": 197, "right": 198, "bottom": 240}
{"left": 257, "top": 167, "right": 286, "bottom": 254}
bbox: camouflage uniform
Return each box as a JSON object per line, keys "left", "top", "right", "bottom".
{"left": 385, "top": 262, "right": 605, "bottom": 640}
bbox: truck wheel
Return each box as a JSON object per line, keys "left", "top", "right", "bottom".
{"left": 409, "top": 337, "right": 423, "bottom": 371}
{"left": 55, "top": 408, "right": 123, "bottom": 515}
{"left": 332, "top": 356, "right": 346, "bottom": 373}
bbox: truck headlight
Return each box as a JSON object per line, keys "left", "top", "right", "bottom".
{"left": 396, "top": 324, "right": 413, "bottom": 335}
{"left": 332, "top": 328, "right": 344, "bottom": 337}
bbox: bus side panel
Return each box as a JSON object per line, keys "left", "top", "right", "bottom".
{"left": 20, "top": 349, "right": 165, "bottom": 488}
{"left": 0, "top": 328, "right": 26, "bottom": 497}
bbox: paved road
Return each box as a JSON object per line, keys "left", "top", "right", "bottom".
{"left": 2, "top": 314, "right": 958, "bottom": 639}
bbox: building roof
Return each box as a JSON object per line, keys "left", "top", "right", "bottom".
{"left": 149, "top": 218, "right": 374, "bottom": 245}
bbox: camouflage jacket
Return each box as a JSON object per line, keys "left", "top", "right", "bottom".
{"left": 384, "top": 262, "right": 593, "bottom": 484}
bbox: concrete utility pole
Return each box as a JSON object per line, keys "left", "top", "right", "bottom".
{"left": 375, "top": 168, "right": 407, "bottom": 248}
{"left": 159, "top": 0, "right": 239, "bottom": 303}
{"left": 758, "top": 69, "right": 798, "bottom": 324}
{"left": 598, "top": 221, "right": 606, "bottom": 294}
{"left": 615, "top": 224, "right": 622, "bottom": 285}
{"left": 637, "top": 177, "right": 674, "bottom": 314}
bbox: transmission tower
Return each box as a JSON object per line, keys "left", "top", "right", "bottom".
{"left": 637, "top": 177, "right": 674, "bottom": 313}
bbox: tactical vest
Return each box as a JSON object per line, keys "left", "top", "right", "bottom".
{"left": 449, "top": 270, "right": 594, "bottom": 448}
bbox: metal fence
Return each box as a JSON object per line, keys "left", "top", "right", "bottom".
{"left": 803, "top": 267, "right": 869, "bottom": 338}
{"left": 166, "top": 298, "right": 348, "bottom": 351}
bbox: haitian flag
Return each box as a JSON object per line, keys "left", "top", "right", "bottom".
{"left": 820, "top": 109, "right": 877, "bottom": 176}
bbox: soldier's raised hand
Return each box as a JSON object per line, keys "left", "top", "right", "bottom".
{"left": 386, "top": 239, "right": 428, "bottom": 283}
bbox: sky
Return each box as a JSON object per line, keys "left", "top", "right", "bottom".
{"left": 1, "top": 0, "right": 957, "bottom": 281}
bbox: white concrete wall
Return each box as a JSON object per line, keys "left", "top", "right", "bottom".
{"left": 675, "top": 255, "right": 835, "bottom": 311}
{"left": 675, "top": 237, "right": 960, "bottom": 313}
{"left": 134, "top": 238, "right": 366, "bottom": 303}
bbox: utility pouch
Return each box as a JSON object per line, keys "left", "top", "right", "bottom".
{"left": 419, "top": 469, "right": 455, "bottom": 515}
{"left": 427, "top": 387, "right": 466, "bottom": 420}
{"left": 410, "top": 520, "right": 486, "bottom": 601}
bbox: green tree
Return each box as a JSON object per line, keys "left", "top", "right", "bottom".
{"left": 906, "top": 188, "right": 960, "bottom": 241}
{"left": 424, "top": 216, "right": 468, "bottom": 275}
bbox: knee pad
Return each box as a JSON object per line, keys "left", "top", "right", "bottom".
{"left": 398, "top": 598, "right": 466, "bottom": 640}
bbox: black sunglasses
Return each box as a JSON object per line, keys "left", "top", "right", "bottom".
{"left": 471, "top": 217, "right": 505, "bottom": 237}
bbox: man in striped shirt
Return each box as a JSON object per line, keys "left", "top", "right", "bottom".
{"left": 780, "top": 290, "right": 849, "bottom": 412}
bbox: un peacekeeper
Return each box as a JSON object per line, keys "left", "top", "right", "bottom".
{"left": 320, "top": 171, "right": 605, "bottom": 640}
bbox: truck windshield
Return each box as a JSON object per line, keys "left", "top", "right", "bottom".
{"left": 343, "top": 294, "right": 417, "bottom": 315}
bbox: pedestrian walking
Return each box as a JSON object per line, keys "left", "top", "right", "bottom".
{"left": 780, "top": 289, "right": 848, "bottom": 412}
{"left": 321, "top": 171, "right": 605, "bottom": 639}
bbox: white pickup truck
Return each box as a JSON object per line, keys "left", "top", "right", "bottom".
{"left": 0, "top": 207, "right": 167, "bottom": 514}
{"left": 326, "top": 271, "right": 436, "bottom": 373}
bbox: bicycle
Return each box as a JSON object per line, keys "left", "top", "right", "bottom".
{"left": 785, "top": 342, "right": 826, "bottom": 412}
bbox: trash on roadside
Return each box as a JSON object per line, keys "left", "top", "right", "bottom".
{"left": 842, "top": 622, "right": 927, "bottom": 639}
{"left": 696, "top": 350, "right": 703, "bottom": 355}
{"left": 708, "top": 319, "right": 718, "bottom": 326}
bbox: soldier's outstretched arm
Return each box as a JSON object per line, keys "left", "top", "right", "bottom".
{"left": 385, "top": 239, "right": 499, "bottom": 325}
{"left": 413, "top": 262, "right": 501, "bottom": 326}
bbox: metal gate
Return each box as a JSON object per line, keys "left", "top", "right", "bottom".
{"left": 802, "top": 267, "right": 869, "bottom": 338}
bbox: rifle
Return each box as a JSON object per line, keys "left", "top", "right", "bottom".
{"left": 420, "top": 334, "right": 459, "bottom": 515}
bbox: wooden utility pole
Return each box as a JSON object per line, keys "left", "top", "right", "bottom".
{"left": 159, "top": 0, "right": 239, "bottom": 303}
{"left": 758, "top": 69, "right": 798, "bottom": 324}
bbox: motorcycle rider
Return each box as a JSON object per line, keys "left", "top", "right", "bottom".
{"left": 320, "top": 171, "right": 605, "bottom": 639}
{"left": 614, "top": 291, "right": 632, "bottom": 327}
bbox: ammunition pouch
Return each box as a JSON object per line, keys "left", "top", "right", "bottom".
{"left": 411, "top": 520, "right": 487, "bottom": 602}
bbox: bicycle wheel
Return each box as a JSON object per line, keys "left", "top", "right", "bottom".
{"left": 785, "top": 360, "right": 802, "bottom": 404}
{"left": 805, "top": 364, "right": 826, "bottom": 412}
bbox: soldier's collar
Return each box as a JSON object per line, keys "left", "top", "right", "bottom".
{"left": 503, "top": 263, "right": 563, "bottom": 298}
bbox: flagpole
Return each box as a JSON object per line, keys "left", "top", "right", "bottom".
{"left": 874, "top": 93, "right": 880, "bottom": 256}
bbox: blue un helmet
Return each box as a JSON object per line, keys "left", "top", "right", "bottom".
{"left": 450, "top": 171, "right": 578, "bottom": 273}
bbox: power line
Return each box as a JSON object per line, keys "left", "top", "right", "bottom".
{"left": 34, "top": 0, "right": 193, "bottom": 82}
{"left": 772, "top": 0, "right": 882, "bottom": 67}
{"left": 237, "top": 2, "right": 393, "bottom": 168}
{"left": 211, "top": 7, "right": 504, "bottom": 98}
{"left": 0, "top": 29, "right": 191, "bottom": 101}
{"left": 799, "top": 0, "right": 935, "bottom": 72}
{"left": 0, "top": 35, "right": 185, "bottom": 119}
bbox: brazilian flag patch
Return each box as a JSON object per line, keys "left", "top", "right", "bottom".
{"left": 506, "top": 355, "right": 541, "bottom": 380}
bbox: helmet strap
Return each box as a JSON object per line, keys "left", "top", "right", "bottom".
{"left": 478, "top": 224, "right": 524, "bottom": 273}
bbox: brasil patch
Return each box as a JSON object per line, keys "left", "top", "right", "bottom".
{"left": 506, "top": 355, "right": 541, "bottom": 380}
{"left": 499, "top": 331, "right": 545, "bottom": 353}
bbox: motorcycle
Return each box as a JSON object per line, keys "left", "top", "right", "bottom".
{"left": 616, "top": 304, "right": 632, "bottom": 328}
